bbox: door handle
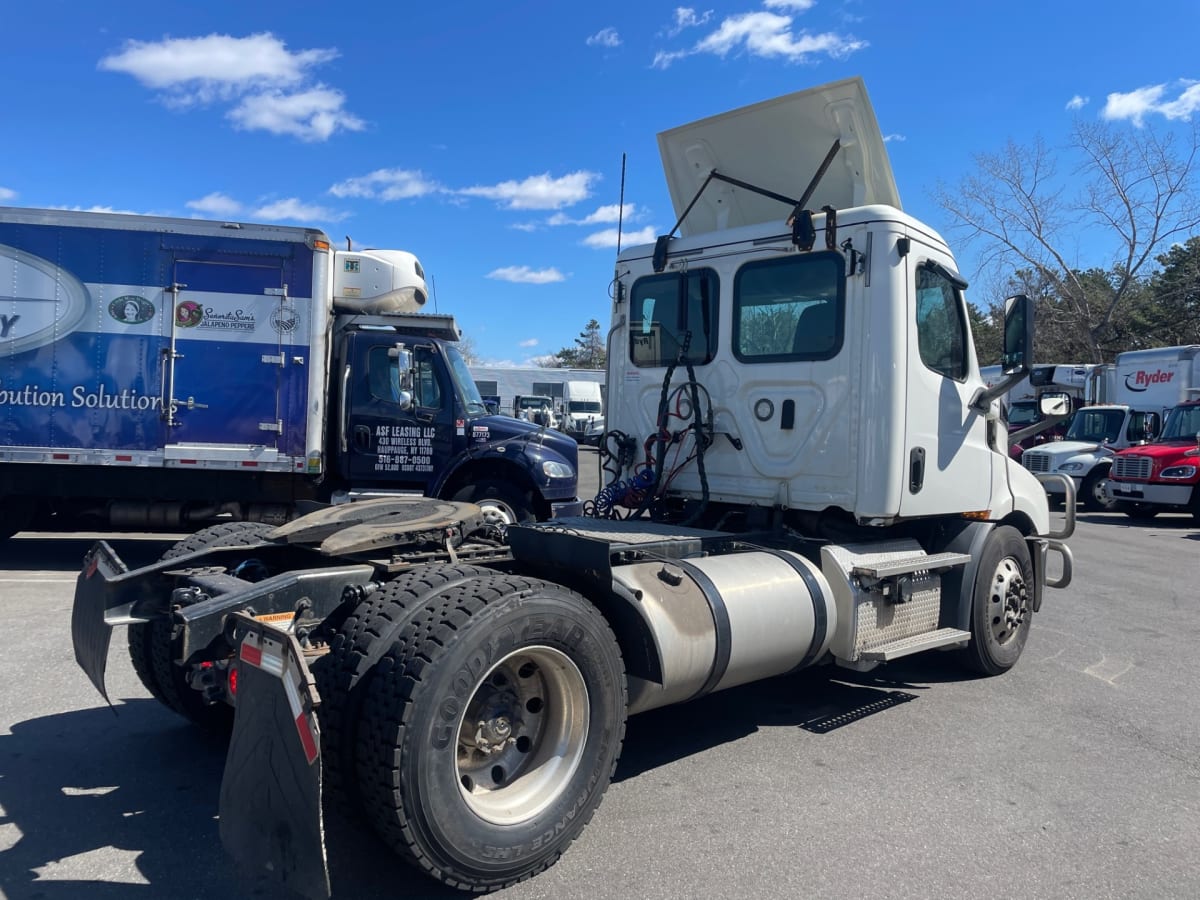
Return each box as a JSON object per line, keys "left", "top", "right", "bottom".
{"left": 354, "top": 424, "right": 371, "bottom": 450}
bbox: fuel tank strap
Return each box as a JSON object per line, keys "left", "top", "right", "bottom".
{"left": 756, "top": 549, "right": 829, "bottom": 672}
{"left": 675, "top": 559, "right": 731, "bottom": 701}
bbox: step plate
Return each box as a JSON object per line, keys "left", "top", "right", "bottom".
{"left": 859, "top": 627, "right": 971, "bottom": 661}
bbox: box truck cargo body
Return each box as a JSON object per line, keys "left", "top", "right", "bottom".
{"left": 0, "top": 208, "right": 580, "bottom": 537}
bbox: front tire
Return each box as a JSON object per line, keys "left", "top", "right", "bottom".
{"left": 959, "top": 525, "right": 1034, "bottom": 676}
{"left": 452, "top": 479, "right": 535, "bottom": 526}
{"left": 357, "top": 575, "right": 626, "bottom": 890}
{"left": 1081, "top": 467, "right": 1116, "bottom": 512}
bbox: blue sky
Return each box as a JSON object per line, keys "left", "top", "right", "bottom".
{"left": 2, "top": 1, "right": 1198, "bottom": 364}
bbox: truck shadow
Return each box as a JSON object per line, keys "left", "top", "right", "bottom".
{"left": 0, "top": 657, "right": 970, "bottom": 899}
{"left": 0, "top": 535, "right": 180, "bottom": 574}
{"left": 615, "top": 657, "right": 968, "bottom": 782}
{"left": 0, "top": 699, "right": 455, "bottom": 900}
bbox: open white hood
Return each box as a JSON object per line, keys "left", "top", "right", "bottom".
{"left": 656, "top": 77, "right": 901, "bottom": 237}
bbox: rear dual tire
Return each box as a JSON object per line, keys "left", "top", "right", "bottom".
{"left": 127, "top": 521, "right": 277, "bottom": 730}
{"left": 354, "top": 576, "right": 626, "bottom": 890}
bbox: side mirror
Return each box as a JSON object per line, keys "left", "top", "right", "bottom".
{"left": 1001, "top": 294, "right": 1034, "bottom": 376}
{"left": 1039, "top": 391, "right": 1070, "bottom": 418}
{"left": 388, "top": 344, "right": 414, "bottom": 411}
{"left": 971, "top": 294, "right": 1035, "bottom": 413}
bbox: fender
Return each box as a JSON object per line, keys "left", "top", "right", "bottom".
{"left": 430, "top": 421, "right": 579, "bottom": 503}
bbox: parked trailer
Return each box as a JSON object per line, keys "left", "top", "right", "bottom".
{"left": 71, "top": 77, "right": 1073, "bottom": 896}
{"left": 0, "top": 208, "right": 580, "bottom": 539}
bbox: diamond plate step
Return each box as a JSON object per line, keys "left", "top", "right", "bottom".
{"left": 859, "top": 627, "right": 971, "bottom": 661}
{"left": 852, "top": 551, "right": 971, "bottom": 580}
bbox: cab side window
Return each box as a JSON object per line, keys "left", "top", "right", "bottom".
{"left": 413, "top": 350, "right": 443, "bottom": 409}
{"left": 367, "top": 346, "right": 442, "bottom": 408}
{"left": 915, "top": 263, "right": 968, "bottom": 381}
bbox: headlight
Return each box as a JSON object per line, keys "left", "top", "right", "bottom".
{"left": 1160, "top": 465, "right": 1197, "bottom": 479}
{"left": 542, "top": 460, "right": 575, "bottom": 479}
{"left": 1056, "top": 462, "right": 1085, "bottom": 472}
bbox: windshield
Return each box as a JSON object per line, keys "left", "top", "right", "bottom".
{"left": 443, "top": 345, "right": 487, "bottom": 416}
{"left": 1066, "top": 408, "right": 1124, "bottom": 443}
{"left": 1007, "top": 401, "right": 1040, "bottom": 427}
{"left": 519, "top": 398, "right": 551, "bottom": 409}
{"left": 568, "top": 400, "right": 602, "bottom": 413}
{"left": 1160, "top": 405, "right": 1200, "bottom": 441}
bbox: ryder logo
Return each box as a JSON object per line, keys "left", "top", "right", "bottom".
{"left": 0, "top": 244, "right": 90, "bottom": 355}
{"left": 1124, "top": 369, "right": 1175, "bottom": 392}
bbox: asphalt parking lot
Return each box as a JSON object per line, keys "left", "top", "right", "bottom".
{"left": 1, "top": 467, "right": 1198, "bottom": 900}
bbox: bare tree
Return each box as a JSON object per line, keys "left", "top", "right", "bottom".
{"left": 936, "top": 119, "right": 1200, "bottom": 362}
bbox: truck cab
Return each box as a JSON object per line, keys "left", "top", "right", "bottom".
{"left": 333, "top": 317, "right": 580, "bottom": 523}
{"left": 1020, "top": 405, "right": 1159, "bottom": 510}
{"left": 1106, "top": 399, "right": 1200, "bottom": 521}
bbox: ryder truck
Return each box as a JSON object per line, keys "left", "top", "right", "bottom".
{"left": 0, "top": 207, "right": 580, "bottom": 539}
{"left": 71, "top": 78, "right": 1072, "bottom": 896}
{"left": 1021, "top": 346, "right": 1200, "bottom": 511}
{"left": 1104, "top": 346, "right": 1200, "bottom": 521}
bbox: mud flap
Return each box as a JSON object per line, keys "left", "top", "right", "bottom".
{"left": 218, "top": 613, "right": 330, "bottom": 900}
{"left": 71, "top": 541, "right": 129, "bottom": 705}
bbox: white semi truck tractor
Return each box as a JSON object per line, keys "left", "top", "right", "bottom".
{"left": 70, "top": 77, "right": 1073, "bottom": 897}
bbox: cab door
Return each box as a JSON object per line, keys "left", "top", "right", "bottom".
{"left": 899, "top": 253, "right": 993, "bottom": 517}
{"left": 341, "top": 333, "right": 456, "bottom": 489}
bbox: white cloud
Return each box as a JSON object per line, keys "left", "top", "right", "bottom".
{"left": 99, "top": 33, "right": 335, "bottom": 95}
{"left": 547, "top": 202, "right": 635, "bottom": 227}
{"left": 510, "top": 221, "right": 539, "bottom": 232}
{"left": 1102, "top": 80, "right": 1200, "bottom": 126}
{"left": 582, "top": 226, "right": 658, "bottom": 249}
{"left": 882, "top": 133, "right": 906, "bottom": 143}
{"left": 229, "top": 87, "right": 364, "bottom": 141}
{"left": 587, "top": 27, "right": 622, "bottom": 48}
{"left": 486, "top": 266, "right": 566, "bottom": 284}
{"left": 459, "top": 171, "right": 598, "bottom": 210}
{"left": 0, "top": 186, "right": 15, "bottom": 201}
{"left": 186, "top": 192, "right": 243, "bottom": 217}
{"left": 251, "top": 197, "right": 346, "bottom": 222}
{"left": 667, "top": 8, "right": 714, "bottom": 37}
{"left": 1065, "top": 95, "right": 1089, "bottom": 111}
{"left": 653, "top": 10, "right": 866, "bottom": 69}
{"left": 50, "top": 205, "right": 146, "bottom": 216}
{"left": 764, "top": 0, "right": 816, "bottom": 9}
{"left": 329, "top": 168, "right": 441, "bottom": 200}
{"left": 99, "top": 33, "right": 361, "bottom": 141}
{"left": 518, "top": 338, "right": 539, "bottom": 348}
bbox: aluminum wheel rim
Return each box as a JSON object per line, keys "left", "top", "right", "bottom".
{"left": 455, "top": 645, "right": 589, "bottom": 825}
{"left": 476, "top": 498, "right": 518, "bottom": 527}
{"left": 989, "top": 556, "right": 1028, "bottom": 645}
{"left": 1090, "top": 477, "right": 1109, "bottom": 506}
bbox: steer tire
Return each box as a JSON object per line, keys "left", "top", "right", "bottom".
{"left": 452, "top": 479, "right": 535, "bottom": 526}
{"left": 356, "top": 575, "right": 626, "bottom": 890}
{"left": 128, "top": 521, "right": 276, "bottom": 730}
{"left": 1081, "top": 468, "right": 1116, "bottom": 512}
{"left": 313, "top": 563, "right": 492, "bottom": 811}
{"left": 958, "top": 525, "right": 1035, "bottom": 676}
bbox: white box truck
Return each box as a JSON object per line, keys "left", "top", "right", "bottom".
{"left": 560, "top": 379, "right": 604, "bottom": 444}
{"left": 0, "top": 208, "right": 582, "bottom": 538}
{"left": 71, "top": 77, "right": 1072, "bottom": 897}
